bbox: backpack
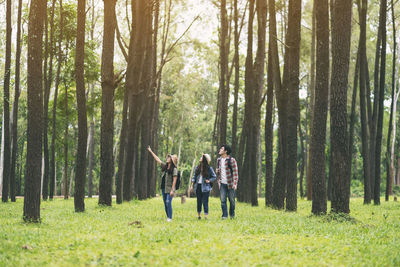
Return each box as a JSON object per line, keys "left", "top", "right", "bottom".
{"left": 160, "top": 170, "right": 181, "bottom": 190}
{"left": 175, "top": 171, "right": 181, "bottom": 190}
{"left": 219, "top": 157, "right": 234, "bottom": 177}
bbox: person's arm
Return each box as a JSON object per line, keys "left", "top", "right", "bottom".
{"left": 232, "top": 158, "right": 239, "bottom": 190}
{"left": 147, "top": 146, "right": 162, "bottom": 164}
{"left": 170, "top": 176, "right": 177, "bottom": 196}
{"left": 190, "top": 167, "right": 197, "bottom": 191}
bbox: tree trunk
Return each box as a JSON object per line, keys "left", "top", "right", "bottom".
{"left": 374, "top": 0, "right": 387, "bottom": 205}
{"left": 265, "top": 45, "right": 274, "bottom": 206}
{"left": 329, "top": 0, "right": 352, "bottom": 214}
{"left": 2, "top": 0, "right": 12, "bottom": 203}
{"left": 74, "top": 0, "right": 88, "bottom": 212}
{"left": 218, "top": 0, "right": 229, "bottom": 146}
{"left": 50, "top": 0, "right": 63, "bottom": 200}
{"left": 99, "top": 0, "right": 116, "bottom": 206}
{"left": 306, "top": 0, "right": 316, "bottom": 201}
{"left": 311, "top": 0, "right": 329, "bottom": 215}
{"left": 232, "top": 0, "right": 240, "bottom": 154}
{"left": 270, "top": 0, "right": 287, "bottom": 210}
{"left": 42, "top": 0, "right": 56, "bottom": 201}
{"left": 87, "top": 118, "right": 95, "bottom": 198}
{"left": 284, "top": 0, "right": 302, "bottom": 212}
{"left": 24, "top": 0, "right": 46, "bottom": 222}
{"left": 359, "top": 0, "right": 372, "bottom": 204}
{"left": 10, "top": 0, "right": 23, "bottom": 202}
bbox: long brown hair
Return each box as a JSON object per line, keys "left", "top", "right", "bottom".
{"left": 162, "top": 156, "right": 176, "bottom": 174}
{"left": 195, "top": 155, "right": 209, "bottom": 178}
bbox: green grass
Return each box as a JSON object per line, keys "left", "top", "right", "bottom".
{"left": 1, "top": 197, "right": 399, "bottom": 266}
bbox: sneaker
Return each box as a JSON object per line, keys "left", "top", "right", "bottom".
{"left": 221, "top": 217, "right": 228, "bottom": 220}
{"left": 167, "top": 218, "right": 172, "bottom": 222}
{"left": 198, "top": 216, "right": 201, "bottom": 220}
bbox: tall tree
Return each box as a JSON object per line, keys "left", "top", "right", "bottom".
{"left": 311, "top": 0, "right": 329, "bottom": 215}
{"left": 265, "top": 45, "right": 274, "bottom": 206}
{"left": 284, "top": 0, "right": 302, "bottom": 211}
{"left": 24, "top": 0, "right": 47, "bottom": 222}
{"left": 329, "top": 0, "right": 352, "bottom": 214}
{"left": 218, "top": 0, "right": 230, "bottom": 147}
{"left": 99, "top": 0, "right": 117, "bottom": 206}
{"left": 240, "top": 0, "right": 266, "bottom": 205}
{"left": 43, "top": 0, "right": 57, "bottom": 200}
{"left": 306, "top": 0, "right": 317, "bottom": 201}
{"left": 232, "top": 0, "right": 240, "bottom": 154}
{"left": 271, "top": 0, "right": 287, "bottom": 210}
{"left": 374, "top": 0, "right": 387, "bottom": 205}
{"left": 10, "top": 0, "right": 23, "bottom": 202}
{"left": 358, "top": 0, "right": 372, "bottom": 204}
{"left": 74, "top": 0, "right": 88, "bottom": 212}
{"left": 2, "top": 0, "right": 12, "bottom": 203}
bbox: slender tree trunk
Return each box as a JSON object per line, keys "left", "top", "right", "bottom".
{"left": 329, "top": 0, "right": 352, "bottom": 214}
{"left": 74, "top": 0, "right": 88, "bottom": 212}
{"left": 10, "top": 0, "right": 23, "bottom": 202}
{"left": 265, "top": 45, "right": 274, "bottom": 206}
{"left": 24, "top": 0, "right": 46, "bottom": 222}
{"left": 50, "top": 0, "right": 63, "bottom": 200}
{"left": 285, "top": 0, "right": 302, "bottom": 212}
{"left": 299, "top": 118, "right": 305, "bottom": 198}
{"left": 232, "top": 0, "right": 240, "bottom": 154}
{"left": 311, "top": 0, "right": 329, "bottom": 215}
{"left": 385, "top": 0, "right": 396, "bottom": 201}
{"left": 63, "top": 86, "right": 69, "bottom": 199}
{"left": 87, "top": 118, "right": 95, "bottom": 198}
{"left": 374, "top": 0, "right": 387, "bottom": 205}
{"left": 271, "top": 0, "right": 287, "bottom": 210}
{"left": 218, "top": 0, "right": 229, "bottom": 146}
{"left": 43, "top": 0, "right": 56, "bottom": 201}
{"left": 2, "top": 0, "right": 12, "bottom": 203}
{"left": 99, "top": 0, "right": 116, "bottom": 206}
{"left": 306, "top": 0, "right": 316, "bottom": 201}
{"left": 359, "top": 0, "right": 372, "bottom": 204}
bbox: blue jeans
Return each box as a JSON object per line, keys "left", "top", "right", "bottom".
{"left": 220, "top": 183, "right": 235, "bottom": 218}
{"left": 162, "top": 189, "right": 173, "bottom": 219}
{"left": 196, "top": 185, "right": 210, "bottom": 214}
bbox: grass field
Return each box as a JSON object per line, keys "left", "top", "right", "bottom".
{"left": 1, "top": 196, "right": 399, "bottom": 266}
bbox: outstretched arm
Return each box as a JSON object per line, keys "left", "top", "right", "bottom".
{"left": 147, "top": 146, "right": 162, "bottom": 164}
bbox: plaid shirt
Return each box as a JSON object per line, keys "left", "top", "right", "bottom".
{"left": 217, "top": 156, "right": 239, "bottom": 189}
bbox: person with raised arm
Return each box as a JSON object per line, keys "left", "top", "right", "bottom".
{"left": 148, "top": 146, "right": 178, "bottom": 222}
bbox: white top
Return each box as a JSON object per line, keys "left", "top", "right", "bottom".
{"left": 220, "top": 158, "right": 227, "bottom": 184}
{"left": 198, "top": 175, "right": 203, "bottom": 184}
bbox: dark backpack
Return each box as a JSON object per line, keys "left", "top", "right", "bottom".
{"left": 219, "top": 157, "right": 234, "bottom": 177}
{"left": 160, "top": 170, "right": 181, "bottom": 190}
{"left": 175, "top": 171, "right": 181, "bottom": 190}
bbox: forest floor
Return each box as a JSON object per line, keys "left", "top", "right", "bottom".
{"left": 1, "top": 196, "right": 399, "bottom": 266}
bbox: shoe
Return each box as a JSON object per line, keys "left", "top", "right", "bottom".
{"left": 167, "top": 218, "right": 172, "bottom": 222}
{"left": 221, "top": 217, "right": 228, "bottom": 220}
{"left": 198, "top": 216, "right": 201, "bottom": 220}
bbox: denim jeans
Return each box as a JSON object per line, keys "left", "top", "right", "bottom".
{"left": 162, "top": 189, "right": 173, "bottom": 219}
{"left": 196, "top": 185, "right": 210, "bottom": 214}
{"left": 220, "top": 183, "right": 235, "bottom": 218}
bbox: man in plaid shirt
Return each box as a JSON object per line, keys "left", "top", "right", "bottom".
{"left": 216, "top": 144, "right": 239, "bottom": 219}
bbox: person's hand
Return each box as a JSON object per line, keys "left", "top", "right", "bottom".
{"left": 232, "top": 185, "right": 237, "bottom": 190}
{"left": 205, "top": 179, "right": 210, "bottom": 184}
{"left": 190, "top": 186, "right": 193, "bottom": 192}
{"left": 170, "top": 190, "right": 174, "bottom": 197}
{"left": 147, "top": 146, "right": 152, "bottom": 153}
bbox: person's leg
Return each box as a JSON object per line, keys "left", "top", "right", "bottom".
{"left": 196, "top": 185, "right": 202, "bottom": 219}
{"left": 166, "top": 193, "right": 174, "bottom": 219}
{"left": 220, "top": 184, "right": 228, "bottom": 218}
{"left": 162, "top": 189, "right": 168, "bottom": 218}
{"left": 203, "top": 191, "right": 210, "bottom": 219}
{"left": 228, "top": 188, "right": 236, "bottom": 218}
